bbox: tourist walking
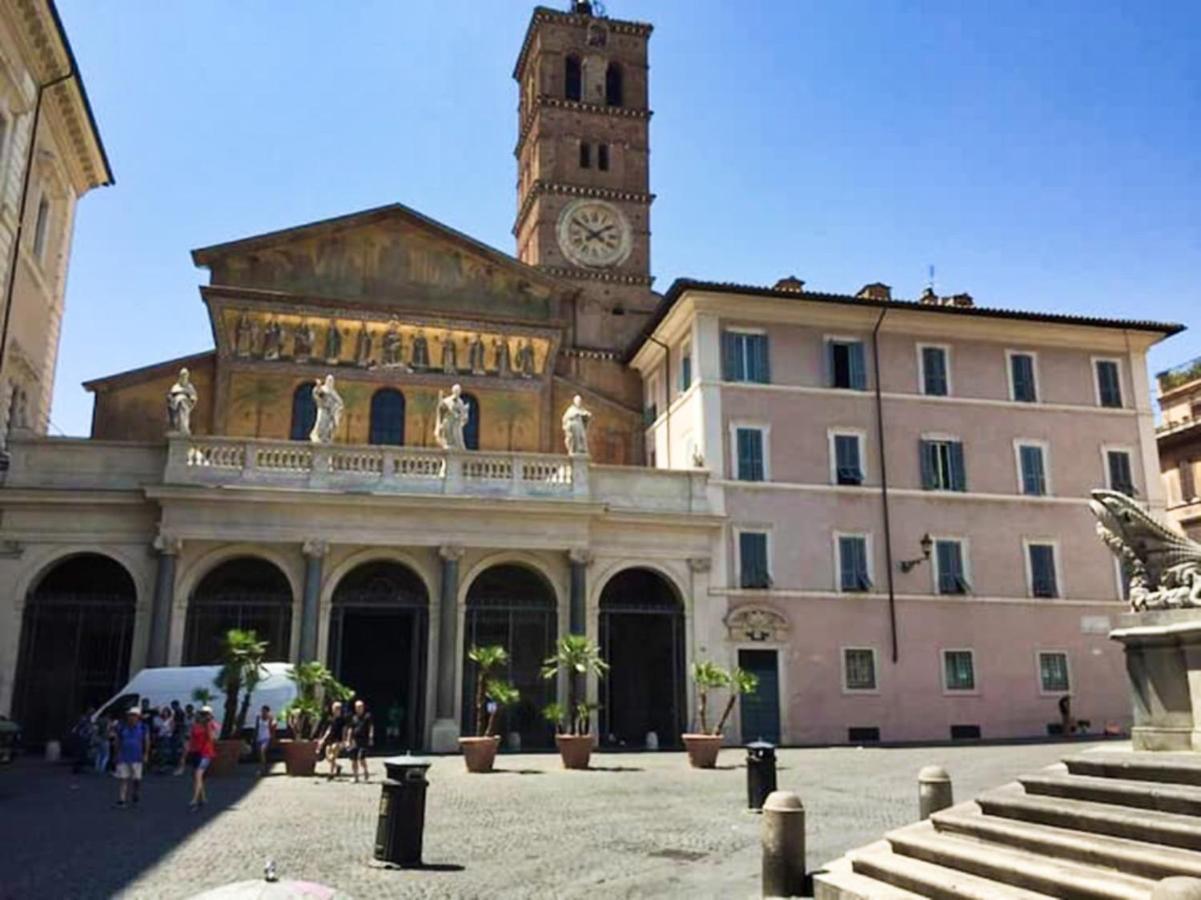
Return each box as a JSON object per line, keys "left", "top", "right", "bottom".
{"left": 349, "top": 699, "right": 374, "bottom": 783}
{"left": 113, "top": 706, "right": 149, "bottom": 808}
{"left": 255, "top": 705, "right": 276, "bottom": 776}
{"left": 154, "top": 706, "right": 175, "bottom": 772}
{"left": 180, "top": 705, "right": 217, "bottom": 810}
{"left": 317, "top": 700, "right": 348, "bottom": 781}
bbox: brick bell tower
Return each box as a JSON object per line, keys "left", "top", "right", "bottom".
{"left": 513, "top": 2, "right": 656, "bottom": 355}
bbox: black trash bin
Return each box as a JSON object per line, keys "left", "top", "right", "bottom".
{"left": 374, "top": 755, "right": 433, "bottom": 867}
{"left": 746, "top": 740, "right": 777, "bottom": 811}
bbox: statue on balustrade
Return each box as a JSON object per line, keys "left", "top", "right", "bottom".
{"left": 435, "top": 383, "right": 469, "bottom": 451}
{"left": 1092, "top": 489, "right": 1201, "bottom": 610}
{"left": 468, "top": 334, "right": 487, "bottom": 375}
{"left": 323, "top": 319, "right": 343, "bottom": 364}
{"left": 234, "top": 312, "right": 253, "bottom": 358}
{"left": 494, "top": 337, "right": 512, "bottom": 378}
{"left": 166, "top": 367, "right": 199, "bottom": 436}
{"left": 262, "top": 319, "right": 284, "bottom": 360}
{"left": 440, "top": 333, "right": 458, "bottom": 374}
{"left": 354, "top": 323, "right": 373, "bottom": 367}
{"left": 562, "top": 394, "right": 592, "bottom": 456}
{"left": 516, "top": 338, "right": 537, "bottom": 378}
{"left": 381, "top": 318, "right": 403, "bottom": 368}
{"left": 310, "top": 374, "right": 344, "bottom": 444}
{"left": 411, "top": 329, "right": 431, "bottom": 371}
{"left": 293, "top": 321, "right": 315, "bottom": 361}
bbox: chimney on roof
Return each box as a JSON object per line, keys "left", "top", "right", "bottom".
{"left": 919, "top": 287, "right": 939, "bottom": 305}
{"left": 856, "top": 282, "right": 892, "bottom": 302}
{"left": 773, "top": 275, "right": 805, "bottom": 293}
{"left": 950, "top": 293, "right": 974, "bottom": 308}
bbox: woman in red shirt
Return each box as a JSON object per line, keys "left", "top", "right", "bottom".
{"left": 180, "top": 706, "right": 217, "bottom": 810}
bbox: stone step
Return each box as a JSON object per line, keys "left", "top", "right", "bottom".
{"left": 848, "top": 839, "right": 1057, "bottom": 899}
{"left": 812, "top": 851, "right": 928, "bottom": 899}
{"left": 1064, "top": 752, "right": 1201, "bottom": 787}
{"left": 978, "top": 784, "right": 1201, "bottom": 851}
{"left": 1020, "top": 771, "right": 1201, "bottom": 816}
{"left": 885, "top": 821, "right": 1154, "bottom": 899}
{"left": 932, "top": 803, "right": 1201, "bottom": 882}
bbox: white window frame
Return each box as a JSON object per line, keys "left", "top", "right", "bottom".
{"left": 734, "top": 525, "right": 773, "bottom": 590}
{"left": 930, "top": 535, "right": 972, "bottom": 596}
{"left": 1005, "top": 349, "right": 1041, "bottom": 403}
{"left": 841, "top": 646, "right": 880, "bottom": 694}
{"left": 722, "top": 326, "right": 768, "bottom": 384}
{"left": 1022, "top": 537, "right": 1064, "bottom": 599}
{"left": 1035, "top": 650, "right": 1072, "bottom": 696}
{"left": 679, "top": 339, "right": 693, "bottom": 392}
{"left": 1100, "top": 444, "right": 1137, "bottom": 494}
{"left": 827, "top": 427, "right": 868, "bottom": 486}
{"left": 729, "top": 421, "right": 771, "bottom": 482}
{"left": 916, "top": 342, "right": 952, "bottom": 397}
{"left": 824, "top": 333, "right": 868, "bottom": 390}
{"left": 920, "top": 431, "right": 964, "bottom": 492}
{"left": 1091, "top": 356, "right": 1125, "bottom": 409}
{"left": 833, "top": 531, "right": 874, "bottom": 594}
{"left": 1012, "top": 438, "right": 1052, "bottom": 496}
{"left": 645, "top": 371, "right": 661, "bottom": 417}
{"left": 941, "top": 648, "right": 978, "bottom": 695}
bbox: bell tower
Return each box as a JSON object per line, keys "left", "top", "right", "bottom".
{"left": 513, "top": 2, "right": 656, "bottom": 352}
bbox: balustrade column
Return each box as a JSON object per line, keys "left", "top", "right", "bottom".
{"left": 147, "top": 531, "right": 182, "bottom": 668}
{"left": 431, "top": 544, "right": 465, "bottom": 752}
{"left": 299, "top": 540, "right": 329, "bottom": 662}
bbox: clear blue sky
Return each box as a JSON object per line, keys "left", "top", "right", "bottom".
{"left": 49, "top": 0, "right": 1200, "bottom": 435}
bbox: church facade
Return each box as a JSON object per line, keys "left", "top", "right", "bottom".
{"left": 0, "top": 3, "right": 1183, "bottom": 750}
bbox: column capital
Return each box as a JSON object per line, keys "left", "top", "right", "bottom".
{"left": 302, "top": 539, "right": 330, "bottom": 559}
{"left": 438, "top": 544, "right": 465, "bottom": 562}
{"left": 688, "top": 556, "right": 712, "bottom": 574}
{"left": 568, "top": 547, "right": 594, "bottom": 566}
{"left": 153, "top": 529, "right": 183, "bottom": 556}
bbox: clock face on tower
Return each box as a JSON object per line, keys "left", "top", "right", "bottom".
{"left": 556, "top": 199, "right": 632, "bottom": 269}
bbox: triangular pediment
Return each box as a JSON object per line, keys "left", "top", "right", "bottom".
{"left": 191, "top": 203, "right": 569, "bottom": 323}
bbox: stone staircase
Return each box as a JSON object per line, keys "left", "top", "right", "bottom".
{"left": 814, "top": 752, "right": 1201, "bottom": 898}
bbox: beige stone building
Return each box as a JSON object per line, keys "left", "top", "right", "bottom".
{"left": 1156, "top": 356, "right": 1201, "bottom": 541}
{"left": 0, "top": 0, "right": 110, "bottom": 442}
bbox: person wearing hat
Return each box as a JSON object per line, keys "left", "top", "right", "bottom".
{"left": 180, "top": 705, "right": 218, "bottom": 810}
{"left": 114, "top": 704, "right": 149, "bottom": 808}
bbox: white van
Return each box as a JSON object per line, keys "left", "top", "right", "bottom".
{"left": 94, "top": 663, "right": 297, "bottom": 728}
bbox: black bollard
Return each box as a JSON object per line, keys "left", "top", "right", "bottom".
{"left": 373, "top": 755, "right": 432, "bottom": 868}
{"left": 746, "top": 740, "right": 778, "bottom": 811}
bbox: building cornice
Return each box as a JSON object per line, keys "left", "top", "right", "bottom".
{"left": 537, "top": 265, "right": 653, "bottom": 288}
{"left": 515, "top": 95, "right": 651, "bottom": 156}
{"left": 514, "top": 179, "right": 654, "bottom": 236}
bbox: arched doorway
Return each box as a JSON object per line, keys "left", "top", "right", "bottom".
{"left": 184, "top": 557, "right": 293, "bottom": 664}
{"left": 461, "top": 564, "right": 557, "bottom": 749}
{"left": 13, "top": 554, "right": 136, "bottom": 745}
{"left": 328, "top": 561, "right": 428, "bottom": 750}
{"left": 599, "top": 568, "right": 685, "bottom": 749}
{"left": 462, "top": 391, "right": 480, "bottom": 450}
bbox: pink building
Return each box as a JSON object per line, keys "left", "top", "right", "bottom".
{"left": 630, "top": 279, "right": 1180, "bottom": 745}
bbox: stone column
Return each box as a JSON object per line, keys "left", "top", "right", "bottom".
{"left": 299, "top": 540, "right": 329, "bottom": 663}
{"left": 147, "top": 531, "right": 182, "bottom": 668}
{"left": 430, "top": 544, "right": 465, "bottom": 752}
{"left": 568, "top": 548, "right": 591, "bottom": 636}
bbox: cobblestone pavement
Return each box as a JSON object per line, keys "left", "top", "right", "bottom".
{"left": 0, "top": 740, "right": 1109, "bottom": 899}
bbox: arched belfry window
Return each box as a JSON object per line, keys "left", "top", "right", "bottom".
{"left": 565, "top": 55, "right": 582, "bottom": 101}
{"left": 369, "top": 389, "right": 405, "bottom": 446}
{"left": 605, "top": 62, "right": 623, "bottom": 107}
{"left": 462, "top": 392, "right": 480, "bottom": 451}
{"left": 289, "top": 383, "right": 316, "bottom": 441}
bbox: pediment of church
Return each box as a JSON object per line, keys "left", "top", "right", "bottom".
{"left": 191, "top": 203, "right": 569, "bottom": 323}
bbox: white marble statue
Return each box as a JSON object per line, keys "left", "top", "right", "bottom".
{"left": 310, "top": 374, "right": 344, "bottom": 444}
{"left": 435, "top": 383, "right": 469, "bottom": 451}
{"left": 561, "top": 394, "right": 592, "bottom": 456}
{"left": 166, "top": 367, "right": 199, "bottom": 435}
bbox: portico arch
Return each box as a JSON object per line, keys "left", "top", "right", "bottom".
{"left": 183, "top": 556, "right": 293, "bottom": 664}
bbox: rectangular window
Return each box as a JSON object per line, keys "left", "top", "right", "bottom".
{"left": 935, "top": 540, "right": 970, "bottom": 595}
{"left": 739, "top": 531, "right": 770, "bottom": 589}
{"left": 679, "top": 342, "right": 692, "bottom": 392}
{"left": 1018, "top": 444, "right": 1047, "bottom": 496}
{"left": 920, "top": 439, "right": 967, "bottom": 491}
{"left": 1096, "top": 360, "right": 1122, "bottom": 408}
{"left": 735, "top": 427, "right": 765, "bottom": 482}
{"left": 1010, "top": 352, "right": 1038, "bottom": 402}
{"left": 833, "top": 433, "right": 864, "bottom": 485}
{"left": 838, "top": 535, "right": 872, "bottom": 592}
{"left": 722, "top": 331, "right": 770, "bottom": 383}
{"left": 843, "top": 648, "right": 877, "bottom": 691}
{"left": 597, "top": 143, "right": 610, "bottom": 171}
{"left": 32, "top": 196, "right": 50, "bottom": 261}
{"left": 920, "top": 345, "right": 949, "bottom": 396}
{"left": 1028, "top": 543, "right": 1059, "bottom": 598}
{"left": 1039, "top": 652, "right": 1070, "bottom": 693}
{"left": 1107, "top": 450, "right": 1135, "bottom": 496}
{"left": 828, "top": 339, "right": 867, "bottom": 390}
{"left": 579, "top": 142, "right": 592, "bottom": 168}
{"left": 943, "top": 650, "right": 976, "bottom": 691}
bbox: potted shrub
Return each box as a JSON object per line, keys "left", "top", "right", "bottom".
{"left": 682, "top": 662, "right": 759, "bottom": 769}
{"left": 541, "top": 635, "right": 608, "bottom": 769}
{"left": 460, "top": 645, "right": 520, "bottom": 773}
{"left": 280, "top": 661, "right": 350, "bottom": 777}
{"left": 210, "top": 628, "right": 267, "bottom": 775}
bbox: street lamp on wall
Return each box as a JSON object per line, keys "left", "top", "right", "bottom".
{"left": 899, "top": 533, "right": 934, "bottom": 573}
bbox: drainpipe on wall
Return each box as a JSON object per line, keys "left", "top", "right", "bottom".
{"left": 872, "top": 307, "right": 899, "bottom": 663}
{"left": 645, "top": 333, "right": 671, "bottom": 468}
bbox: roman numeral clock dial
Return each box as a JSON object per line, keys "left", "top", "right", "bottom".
{"left": 556, "top": 199, "right": 632, "bottom": 269}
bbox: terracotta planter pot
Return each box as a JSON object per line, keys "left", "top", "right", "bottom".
{"left": 280, "top": 739, "right": 319, "bottom": 777}
{"left": 459, "top": 735, "right": 500, "bottom": 773}
{"left": 682, "top": 733, "right": 723, "bottom": 769}
{"left": 555, "top": 734, "right": 593, "bottom": 770}
{"left": 210, "top": 739, "right": 243, "bottom": 776}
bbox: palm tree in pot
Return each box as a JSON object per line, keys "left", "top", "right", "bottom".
{"left": 541, "top": 634, "right": 609, "bottom": 769}
{"left": 683, "top": 661, "right": 759, "bottom": 768}
{"left": 280, "top": 661, "right": 351, "bottom": 776}
{"left": 460, "top": 645, "right": 520, "bottom": 772}
{"left": 211, "top": 628, "right": 268, "bottom": 775}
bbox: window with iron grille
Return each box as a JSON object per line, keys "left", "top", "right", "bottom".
{"left": 843, "top": 648, "right": 877, "bottom": 691}
{"left": 1039, "top": 652, "right": 1070, "bottom": 692}
{"left": 944, "top": 650, "right": 975, "bottom": 691}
